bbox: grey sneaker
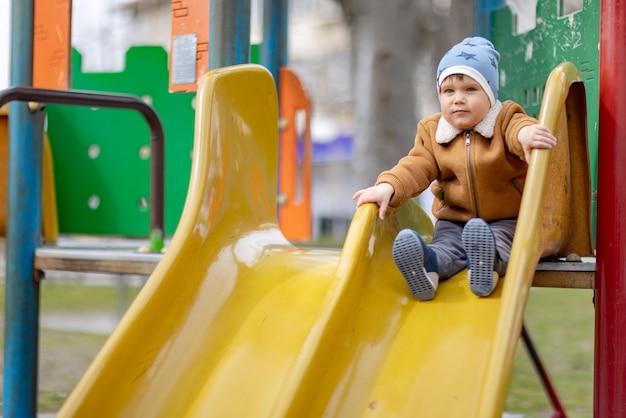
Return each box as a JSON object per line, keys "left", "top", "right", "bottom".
{"left": 392, "top": 229, "right": 439, "bottom": 301}
{"left": 462, "top": 218, "right": 499, "bottom": 297}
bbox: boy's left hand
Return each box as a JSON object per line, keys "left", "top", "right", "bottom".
{"left": 518, "top": 124, "right": 557, "bottom": 162}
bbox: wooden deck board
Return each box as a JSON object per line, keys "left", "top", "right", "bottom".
{"left": 34, "top": 245, "right": 163, "bottom": 276}
{"left": 33, "top": 245, "right": 597, "bottom": 289}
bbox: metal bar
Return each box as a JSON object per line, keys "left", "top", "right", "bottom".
{"left": 5, "top": 107, "right": 42, "bottom": 418}
{"left": 595, "top": 0, "right": 626, "bottom": 416}
{"left": 4, "top": 1, "right": 40, "bottom": 416}
{"left": 472, "top": 0, "right": 506, "bottom": 39}
{"left": 261, "top": 0, "right": 288, "bottom": 87}
{"left": 0, "top": 86, "right": 166, "bottom": 252}
{"left": 209, "top": 0, "right": 252, "bottom": 70}
{"left": 521, "top": 323, "right": 567, "bottom": 418}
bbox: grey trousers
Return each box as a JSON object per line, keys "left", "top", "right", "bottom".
{"left": 428, "top": 218, "right": 517, "bottom": 280}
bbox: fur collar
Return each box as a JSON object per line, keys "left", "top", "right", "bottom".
{"left": 435, "top": 100, "right": 503, "bottom": 144}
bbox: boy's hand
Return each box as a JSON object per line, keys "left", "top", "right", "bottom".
{"left": 352, "top": 183, "right": 395, "bottom": 219}
{"left": 518, "top": 124, "right": 557, "bottom": 162}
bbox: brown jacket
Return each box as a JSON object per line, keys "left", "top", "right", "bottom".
{"left": 376, "top": 100, "right": 538, "bottom": 222}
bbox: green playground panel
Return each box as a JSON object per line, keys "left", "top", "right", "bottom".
{"left": 46, "top": 45, "right": 262, "bottom": 238}
{"left": 492, "top": 0, "right": 599, "bottom": 242}
{"left": 46, "top": 47, "right": 196, "bottom": 237}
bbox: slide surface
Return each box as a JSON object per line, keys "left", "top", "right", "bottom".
{"left": 56, "top": 63, "right": 590, "bottom": 418}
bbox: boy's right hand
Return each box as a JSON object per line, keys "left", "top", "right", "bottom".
{"left": 352, "top": 183, "right": 395, "bottom": 219}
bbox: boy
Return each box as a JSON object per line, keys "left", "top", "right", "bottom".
{"left": 352, "top": 37, "right": 557, "bottom": 300}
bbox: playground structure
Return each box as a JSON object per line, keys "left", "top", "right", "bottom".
{"left": 55, "top": 60, "right": 591, "bottom": 418}
{"left": 1, "top": 0, "right": 624, "bottom": 417}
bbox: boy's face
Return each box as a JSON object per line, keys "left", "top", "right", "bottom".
{"left": 438, "top": 74, "right": 491, "bottom": 130}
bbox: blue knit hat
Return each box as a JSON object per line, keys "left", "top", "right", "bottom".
{"left": 436, "top": 37, "right": 500, "bottom": 106}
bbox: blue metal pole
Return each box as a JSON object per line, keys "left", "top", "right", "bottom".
{"left": 472, "top": 0, "right": 506, "bottom": 39}
{"left": 4, "top": 0, "right": 42, "bottom": 417}
{"left": 261, "top": 0, "right": 288, "bottom": 88}
{"left": 209, "top": 0, "right": 252, "bottom": 70}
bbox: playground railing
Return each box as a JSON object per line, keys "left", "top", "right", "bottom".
{"left": 0, "top": 86, "right": 165, "bottom": 252}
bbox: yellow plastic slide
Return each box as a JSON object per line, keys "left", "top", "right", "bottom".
{"left": 56, "top": 63, "right": 590, "bottom": 417}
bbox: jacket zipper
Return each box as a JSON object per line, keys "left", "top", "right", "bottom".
{"left": 466, "top": 131, "right": 480, "bottom": 217}
{"left": 510, "top": 178, "right": 523, "bottom": 195}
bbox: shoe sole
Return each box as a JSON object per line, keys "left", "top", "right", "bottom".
{"left": 463, "top": 219, "right": 496, "bottom": 297}
{"left": 392, "top": 230, "right": 436, "bottom": 301}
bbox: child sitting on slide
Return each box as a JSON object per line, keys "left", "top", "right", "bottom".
{"left": 352, "top": 36, "right": 557, "bottom": 300}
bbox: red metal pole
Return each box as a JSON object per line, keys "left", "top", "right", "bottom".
{"left": 595, "top": 0, "right": 626, "bottom": 416}
{"left": 521, "top": 324, "right": 567, "bottom": 417}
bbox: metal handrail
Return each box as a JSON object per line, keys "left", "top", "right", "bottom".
{"left": 0, "top": 86, "right": 165, "bottom": 251}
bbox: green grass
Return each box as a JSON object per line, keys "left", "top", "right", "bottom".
{"left": 0, "top": 281, "right": 136, "bottom": 413}
{"left": 506, "top": 287, "right": 595, "bottom": 417}
{"left": 40, "top": 281, "right": 142, "bottom": 312}
{"left": 0, "top": 283, "right": 595, "bottom": 415}
{"left": 37, "top": 329, "right": 109, "bottom": 412}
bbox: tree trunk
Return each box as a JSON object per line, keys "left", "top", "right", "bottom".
{"left": 338, "top": 0, "right": 472, "bottom": 187}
